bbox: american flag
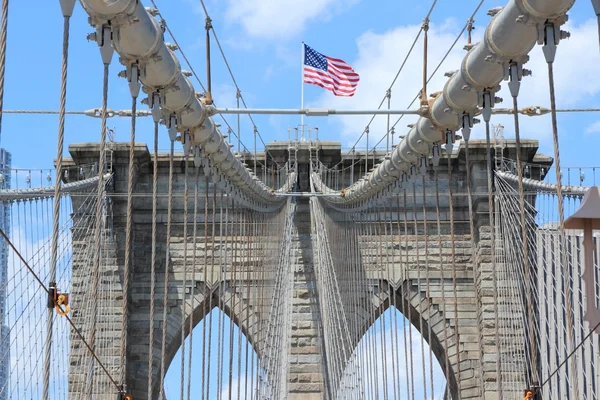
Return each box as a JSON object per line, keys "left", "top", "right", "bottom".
{"left": 303, "top": 44, "right": 359, "bottom": 97}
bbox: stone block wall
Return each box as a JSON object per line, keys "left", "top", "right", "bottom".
{"left": 64, "top": 139, "right": 548, "bottom": 399}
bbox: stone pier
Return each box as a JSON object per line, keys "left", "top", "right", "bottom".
{"left": 64, "top": 139, "right": 551, "bottom": 399}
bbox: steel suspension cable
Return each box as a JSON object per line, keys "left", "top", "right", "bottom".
{"left": 446, "top": 145, "right": 462, "bottom": 398}
{"left": 402, "top": 188, "right": 415, "bottom": 400}
{"left": 120, "top": 83, "right": 138, "bottom": 395}
{"left": 179, "top": 156, "right": 189, "bottom": 400}
{"left": 547, "top": 56, "right": 579, "bottom": 397}
{"left": 227, "top": 195, "right": 237, "bottom": 400}
{"left": 147, "top": 121, "right": 159, "bottom": 400}
{"left": 186, "top": 167, "right": 199, "bottom": 400}
{"left": 483, "top": 119, "right": 503, "bottom": 397}
{"left": 88, "top": 61, "right": 110, "bottom": 397}
{"left": 510, "top": 93, "right": 538, "bottom": 386}
{"left": 331, "top": 0, "right": 486, "bottom": 172}
{"left": 0, "top": 0, "right": 8, "bottom": 147}
{"left": 434, "top": 170, "right": 452, "bottom": 400}
{"left": 334, "top": 0, "right": 439, "bottom": 166}
{"left": 421, "top": 175, "right": 435, "bottom": 400}
{"left": 148, "top": 0, "right": 275, "bottom": 170}
{"left": 463, "top": 138, "right": 487, "bottom": 396}
{"left": 411, "top": 181, "right": 427, "bottom": 400}
{"left": 201, "top": 174, "right": 209, "bottom": 400}
{"left": 0, "top": 226, "right": 123, "bottom": 392}
{"left": 216, "top": 190, "right": 224, "bottom": 400}
{"left": 43, "top": 4, "right": 73, "bottom": 398}
{"left": 193, "top": 0, "right": 283, "bottom": 168}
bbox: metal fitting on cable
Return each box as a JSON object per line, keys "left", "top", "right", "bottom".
{"left": 89, "top": 24, "right": 114, "bottom": 65}
{"left": 445, "top": 130, "right": 454, "bottom": 157}
{"left": 461, "top": 113, "right": 474, "bottom": 141}
{"left": 47, "top": 282, "right": 70, "bottom": 316}
{"left": 59, "top": 0, "right": 76, "bottom": 17}
{"left": 542, "top": 23, "right": 569, "bottom": 64}
{"left": 182, "top": 132, "right": 192, "bottom": 157}
{"left": 419, "top": 155, "right": 428, "bottom": 176}
{"left": 149, "top": 92, "right": 162, "bottom": 123}
{"left": 482, "top": 91, "right": 493, "bottom": 123}
{"left": 507, "top": 62, "right": 524, "bottom": 98}
{"left": 167, "top": 115, "right": 178, "bottom": 141}
{"left": 523, "top": 383, "right": 539, "bottom": 400}
{"left": 409, "top": 165, "right": 417, "bottom": 183}
{"left": 119, "top": 392, "right": 133, "bottom": 400}
{"left": 431, "top": 143, "right": 440, "bottom": 167}
{"left": 193, "top": 146, "right": 202, "bottom": 168}
{"left": 126, "top": 63, "right": 141, "bottom": 98}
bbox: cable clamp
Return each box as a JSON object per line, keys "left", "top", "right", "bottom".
{"left": 48, "top": 282, "right": 70, "bottom": 316}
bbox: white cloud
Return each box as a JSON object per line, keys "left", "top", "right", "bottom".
{"left": 485, "top": 18, "right": 600, "bottom": 144}
{"left": 213, "top": 83, "right": 240, "bottom": 109}
{"left": 313, "top": 20, "right": 467, "bottom": 149}
{"left": 224, "top": 0, "right": 359, "bottom": 39}
{"left": 313, "top": 18, "right": 600, "bottom": 149}
{"left": 585, "top": 120, "right": 600, "bottom": 136}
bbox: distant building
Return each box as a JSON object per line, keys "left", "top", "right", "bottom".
{"left": 0, "top": 148, "right": 10, "bottom": 398}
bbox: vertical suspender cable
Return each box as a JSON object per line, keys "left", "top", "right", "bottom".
{"left": 121, "top": 71, "right": 139, "bottom": 393}
{"left": 206, "top": 174, "right": 216, "bottom": 400}
{"left": 0, "top": 0, "right": 8, "bottom": 146}
{"left": 447, "top": 145, "right": 462, "bottom": 397}
{"left": 403, "top": 188, "right": 416, "bottom": 400}
{"left": 365, "top": 128, "right": 369, "bottom": 178}
{"left": 411, "top": 182, "right": 427, "bottom": 400}
{"left": 434, "top": 171, "right": 451, "bottom": 399}
{"left": 547, "top": 50, "right": 578, "bottom": 396}
{"left": 180, "top": 156, "right": 189, "bottom": 400}
{"left": 216, "top": 191, "right": 224, "bottom": 400}
{"left": 484, "top": 112, "right": 503, "bottom": 398}
{"left": 464, "top": 139, "right": 486, "bottom": 396}
{"left": 148, "top": 121, "right": 159, "bottom": 400}
{"left": 201, "top": 174, "right": 209, "bottom": 400}
{"left": 204, "top": 17, "right": 213, "bottom": 105}
{"left": 186, "top": 167, "right": 200, "bottom": 400}
{"left": 159, "top": 140, "right": 175, "bottom": 399}
{"left": 386, "top": 90, "right": 391, "bottom": 153}
{"left": 397, "top": 194, "right": 410, "bottom": 400}
{"left": 237, "top": 90, "right": 241, "bottom": 155}
{"left": 421, "top": 175, "right": 435, "bottom": 400}
{"left": 420, "top": 18, "right": 429, "bottom": 107}
{"left": 377, "top": 208, "right": 389, "bottom": 400}
{"left": 44, "top": 3, "right": 74, "bottom": 398}
{"left": 89, "top": 60, "right": 110, "bottom": 398}
{"left": 385, "top": 198, "right": 398, "bottom": 400}
{"left": 228, "top": 194, "right": 237, "bottom": 400}
{"left": 511, "top": 92, "right": 538, "bottom": 386}
{"left": 254, "top": 126, "right": 258, "bottom": 176}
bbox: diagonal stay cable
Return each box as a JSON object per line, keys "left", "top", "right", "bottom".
{"left": 147, "top": 0, "right": 275, "bottom": 169}
{"left": 0, "top": 225, "right": 122, "bottom": 393}
{"left": 195, "top": 0, "right": 281, "bottom": 167}
{"left": 333, "top": 0, "right": 439, "bottom": 168}
{"left": 539, "top": 320, "right": 600, "bottom": 390}
{"left": 389, "top": 0, "right": 486, "bottom": 132}
{"left": 332, "top": 0, "right": 486, "bottom": 172}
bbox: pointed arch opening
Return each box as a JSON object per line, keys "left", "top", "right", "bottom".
{"left": 340, "top": 307, "right": 448, "bottom": 399}
{"left": 164, "top": 306, "right": 262, "bottom": 399}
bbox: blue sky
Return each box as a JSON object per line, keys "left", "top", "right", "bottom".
{"left": 2, "top": 0, "right": 600, "bottom": 175}
{"left": 1, "top": 0, "right": 599, "bottom": 396}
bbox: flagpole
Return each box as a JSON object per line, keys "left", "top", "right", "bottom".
{"left": 301, "top": 42, "right": 305, "bottom": 135}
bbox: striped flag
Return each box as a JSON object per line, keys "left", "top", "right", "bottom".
{"left": 303, "top": 44, "right": 359, "bottom": 97}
